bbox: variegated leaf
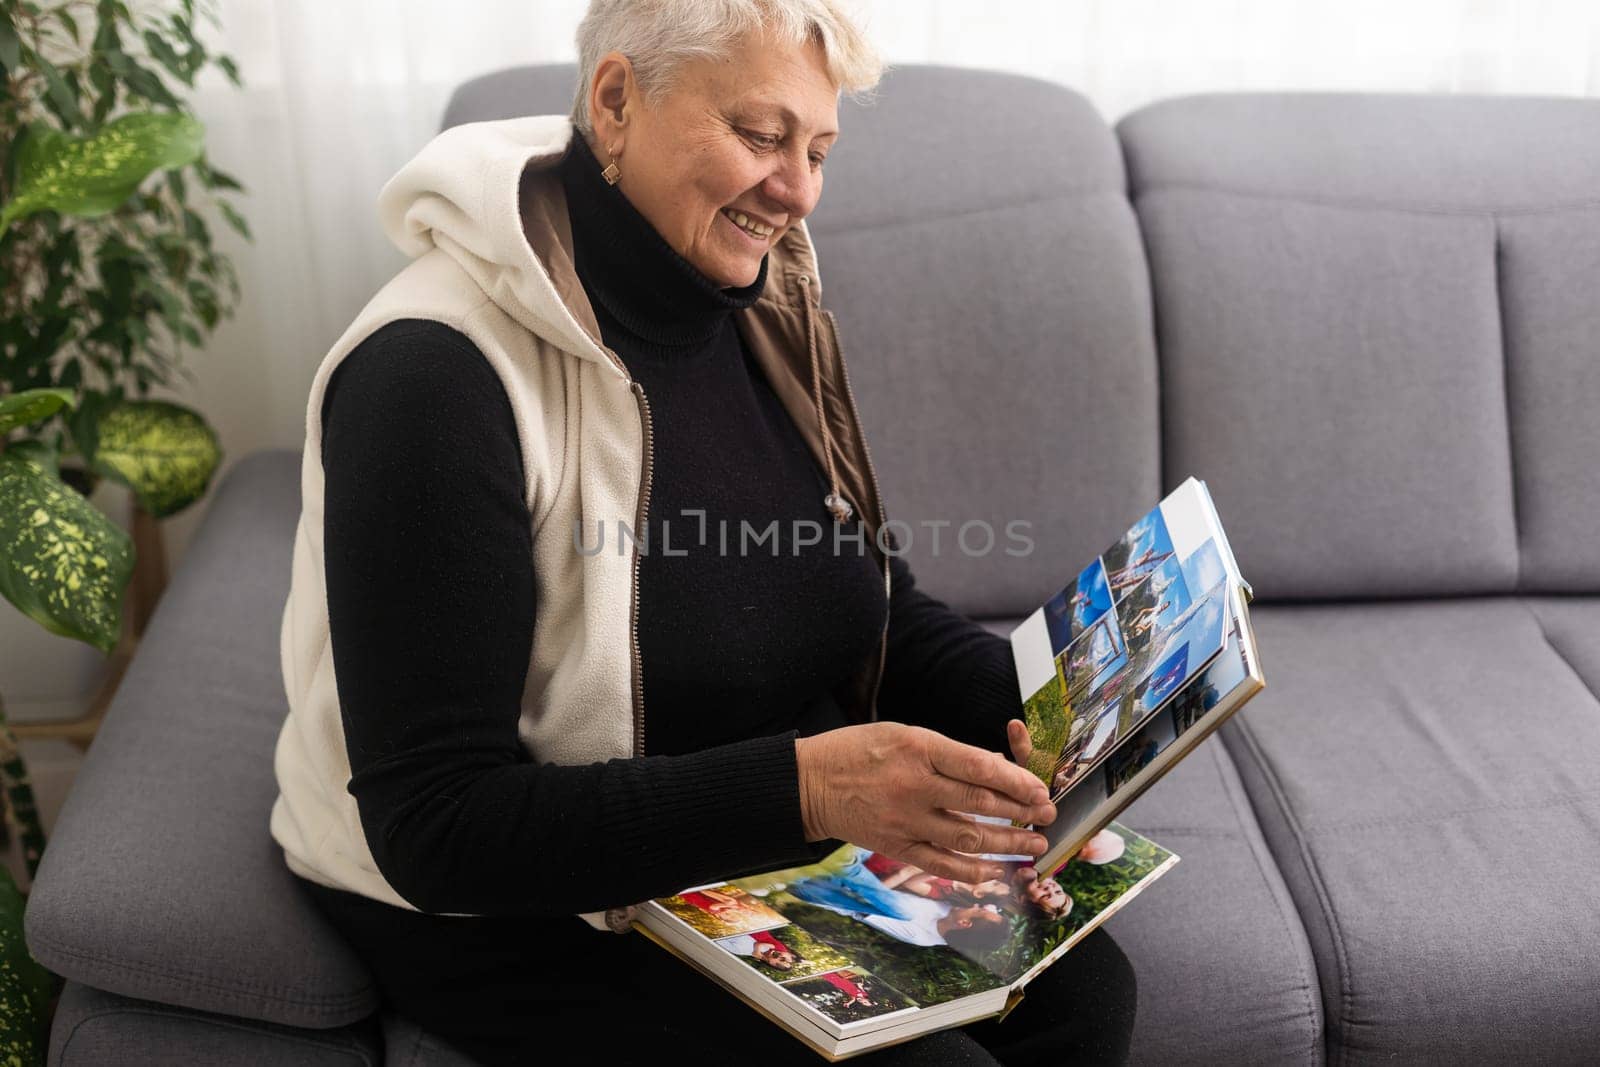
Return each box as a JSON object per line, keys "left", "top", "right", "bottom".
{"left": 0, "top": 862, "right": 50, "bottom": 1067}
{"left": 87, "top": 399, "right": 221, "bottom": 519}
{"left": 0, "top": 111, "right": 205, "bottom": 234}
{"left": 0, "top": 389, "right": 75, "bottom": 436}
{"left": 0, "top": 455, "right": 134, "bottom": 654}
{"left": 0, "top": 441, "right": 60, "bottom": 481}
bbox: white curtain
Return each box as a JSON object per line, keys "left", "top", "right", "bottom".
{"left": 164, "top": 0, "right": 1600, "bottom": 568}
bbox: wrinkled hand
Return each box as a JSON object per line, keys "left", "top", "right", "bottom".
{"left": 795, "top": 722, "right": 1057, "bottom": 884}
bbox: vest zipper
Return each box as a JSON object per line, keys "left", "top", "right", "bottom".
{"left": 629, "top": 381, "right": 655, "bottom": 758}
{"left": 593, "top": 339, "right": 654, "bottom": 760}
{"left": 820, "top": 306, "right": 893, "bottom": 722}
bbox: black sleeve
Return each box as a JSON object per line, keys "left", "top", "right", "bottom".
{"left": 319, "top": 319, "right": 822, "bottom": 916}
{"left": 874, "top": 551, "right": 1023, "bottom": 756}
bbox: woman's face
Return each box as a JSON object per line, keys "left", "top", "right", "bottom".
{"left": 586, "top": 25, "right": 840, "bottom": 287}
{"left": 1027, "top": 877, "right": 1069, "bottom": 914}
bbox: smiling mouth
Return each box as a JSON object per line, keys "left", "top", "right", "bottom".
{"left": 721, "top": 207, "right": 776, "bottom": 240}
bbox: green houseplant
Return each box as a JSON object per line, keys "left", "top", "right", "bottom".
{"left": 1, "top": 1, "right": 248, "bottom": 1059}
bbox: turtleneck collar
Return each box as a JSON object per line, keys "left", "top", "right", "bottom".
{"left": 559, "top": 131, "right": 768, "bottom": 357}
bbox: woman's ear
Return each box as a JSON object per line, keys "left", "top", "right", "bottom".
{"left": 589, "top": 50, "right": 632, "bottom": 148}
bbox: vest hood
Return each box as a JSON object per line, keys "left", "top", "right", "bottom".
{"left": 375, "top": 114, "right": 828, "bottom": 377}
{"left": 377, "top": 114, "right": 622, "bottom": 372}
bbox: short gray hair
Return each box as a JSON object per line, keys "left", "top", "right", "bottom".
{"left": 570, "top": 0, "right": 886, "bottom": 135}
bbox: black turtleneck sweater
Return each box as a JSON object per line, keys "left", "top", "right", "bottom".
{"left": 306, "top": 132, "right": 1021, "bottom": 921}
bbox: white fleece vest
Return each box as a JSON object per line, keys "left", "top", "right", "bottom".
{"left": 270, "top": 115, "right": 878, "bottom": 933}
{"left": 271, "top": 117, "right": 657, "bottom": 926}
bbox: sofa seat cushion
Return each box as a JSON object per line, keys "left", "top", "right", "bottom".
{"left": 977, "top": 618, "right": 1323, "bottom": 1065}
{"left": 1224, "top": 597, "right": 1600, "bottom": 1065}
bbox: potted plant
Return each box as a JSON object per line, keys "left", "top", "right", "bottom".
{"left": 0, "top": 1, "right": 247, "bottom": 1059}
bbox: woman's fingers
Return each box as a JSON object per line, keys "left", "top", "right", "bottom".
{"left": 897, "top": 842, "right": 1007, "bottom": 885}
{"left": 925, "top": 775, "right": 1056, "bottom": 827}
{"left": 1007, "top": 719, "right": 1033, "bottom": 767}
{"left": 924, "top": 811, "right": 1048, "bottom": 861}
{"left": 927, "top": 733, "right": 1049, "bottom": 808}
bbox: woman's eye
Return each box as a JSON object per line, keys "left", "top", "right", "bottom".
{"left": 740, "top": 128, "right": 780, "bottom": 149}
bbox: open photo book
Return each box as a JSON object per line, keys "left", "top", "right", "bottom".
{"left": 634, "top": 476, "right": 1266, "bottom": 1059}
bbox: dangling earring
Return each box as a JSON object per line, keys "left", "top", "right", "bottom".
{"left": 601, "top": 143, "right": 621, "bottom": 185}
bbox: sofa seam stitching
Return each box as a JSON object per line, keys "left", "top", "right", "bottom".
{"left": 28, "top": 929, "right": 374, "bottom": 1012}
{"left": 1295, "top": 786, "right": 1600, "bottom": 835}
{"left": 1492, "top": 215, "right": 1524, "bottom": 590}
{"left": 1525, "top": 602, "right": 1600, "bottom": 708}
{"left": 1130, "top": 179, "right": 1600, "bottom": 217}
{"left": 803, "top": 187, "right": 1113, "bottom": 239}
{"left": 58, "top": 1004, "right": 375, "bottom": 1065}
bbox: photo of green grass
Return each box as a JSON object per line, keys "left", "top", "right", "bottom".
{"left": 1021, "top": 668, "right": 1072, "bottom": 784}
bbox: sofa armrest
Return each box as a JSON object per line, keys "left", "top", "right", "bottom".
{"left": 24, "top": 450, "right": 378, "bottom": 1030}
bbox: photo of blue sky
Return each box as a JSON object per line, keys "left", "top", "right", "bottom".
{"left": 1132, "top": 581, "right": 1229, "bottom": 718}
{"left": 1117, "top": 556, "right": 1193, "bottom": 656}
{"left": 1179, "top": 538, "right": 1226, "bottom": 601}
{"left": 1103, "top": 506, "right": 1177, "bottom": 605}
{"left": 1044, "top": 557, "right": 1113, "bottom": 656}
{"left": 1137, "top": 644, "right": 1191, "bottom": 717}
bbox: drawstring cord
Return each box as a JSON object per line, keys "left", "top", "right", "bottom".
{"left": 798, "top": 273, "right": 853, "bottom": 525}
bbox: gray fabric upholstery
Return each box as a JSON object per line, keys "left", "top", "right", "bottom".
{"left": 437, "top": 63, "right": 579, "bottom": 132}
{"left": 1498, "top": 213, "right": 1600, "bottom": 591}
{"left": 49, "top": 981, "right": 379, "bottom": 1066}
{"left": 25, "top": 452, "right": 378, "bottom": 1030}
{"left": 808, "top": 66, "right": 1161, "bottom": 618}
{"left": 1221, "top": 598, "right": 1600, "bottom": 1065}
{"left": 1120, "top": 94, "right": 1535, "bottom": 600}
{"left": 380, "top": 1014, "right": 482, "bottom": 1067}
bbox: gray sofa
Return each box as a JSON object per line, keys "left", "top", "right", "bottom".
{"left": 24, "top": 63, "right": 1600, "bottom": 1065}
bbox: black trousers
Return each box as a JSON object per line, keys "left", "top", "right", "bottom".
{"left": 300, "top": 876, "right": 1137, "bottom": 1067}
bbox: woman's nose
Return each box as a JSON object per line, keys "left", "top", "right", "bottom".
{"left": 760, "top": 149, "right": 821, "bottom": 220}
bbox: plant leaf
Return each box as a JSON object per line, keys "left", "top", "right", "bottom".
{"left": 3, "top": 439, "right": 62, "bottom": 480}
{"left": 55, "top": 7, "right": 80, "bottom": 45}
{"left": 86, "top": 399, "right": 222, "bottom": 518}
{"left": 103, "top": 48, "right": 180, "bottom": 108}
{"left": 217, "top": 198, "right": 250, "bottom": 239}
{"left": 197, "top": 160, "right": 243, "bottom": 192}
{"left": 0, "top": 709, "right": 48, "bottom": 884}
{"left": 0, "top": 455, "right": 134, "bottom": 654}
{"left": 0, "top": 112, "right": 206, "bottom": 234}
{"left": 0, "top": 862, "right": 52, "bottom": 1064}
{"left": 0, "top": 389, "right": 76, "bottom": 435}
{"left": 141, "top": 28, "right": 192, "bottom": 86}
{"left": 0, "top": 11, "right": 21, "bottom": 73}
{"left": 34, "top": 56, "right": 86, "bottom": 128}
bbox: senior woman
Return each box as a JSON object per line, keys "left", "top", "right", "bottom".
{"left": 271, "top": 1, "right": 1136, "bottom": 1063}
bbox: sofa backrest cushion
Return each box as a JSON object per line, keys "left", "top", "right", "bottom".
{"left": 1118, "top": 93, "right": 1600, "bottom": 598}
